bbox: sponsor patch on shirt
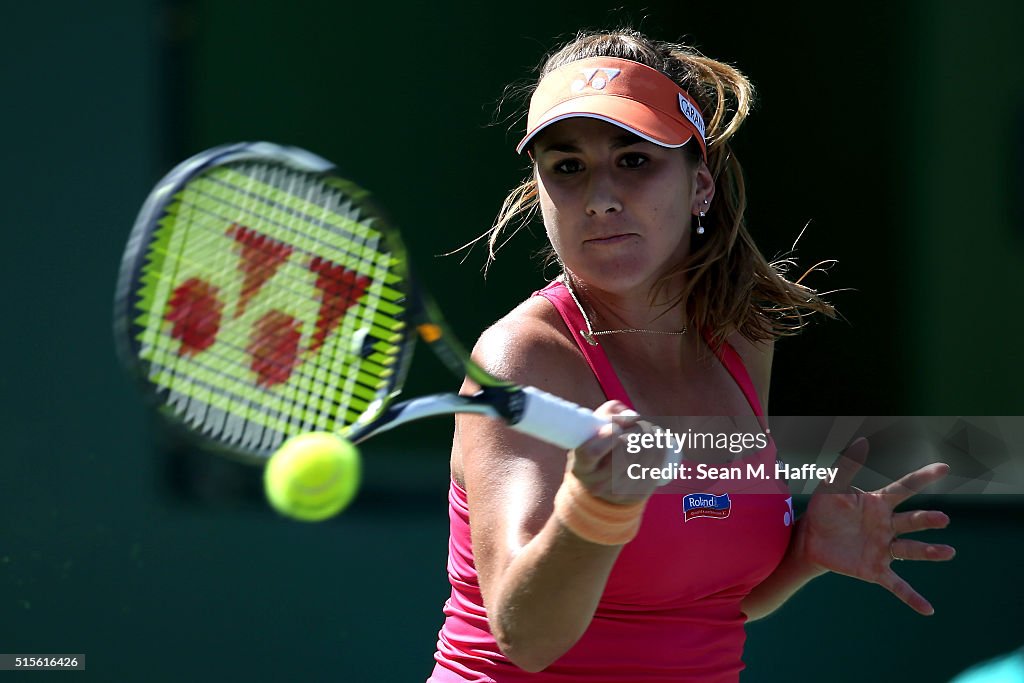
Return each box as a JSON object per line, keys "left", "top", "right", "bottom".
{"left": 682, "top": 493, "right": 732, "bottom": 522}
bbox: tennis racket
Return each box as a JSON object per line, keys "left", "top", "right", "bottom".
{"left": 114, "top": 142, "right": 606, "bottom": 462}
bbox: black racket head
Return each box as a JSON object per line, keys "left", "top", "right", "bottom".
{"left": 114, "top": 142, "right": 418, "bottom": 461}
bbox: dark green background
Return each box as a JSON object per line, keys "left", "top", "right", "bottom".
{"left": 2, "top": 1, "right": 1022, "bottom": 681}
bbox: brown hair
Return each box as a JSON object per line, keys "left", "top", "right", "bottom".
{"left": 483, "top": 28, "right": 836, "bottom": 348}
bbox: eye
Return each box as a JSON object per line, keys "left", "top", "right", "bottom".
{"left": 553, "top": 158, "right": 584, "bottom": 174}
{"left": 618, "top": 152, "right": 649, "bottom": 169}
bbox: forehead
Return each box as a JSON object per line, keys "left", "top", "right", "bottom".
{"left": 532, "top": 118, "right": 648, "bottom": 151}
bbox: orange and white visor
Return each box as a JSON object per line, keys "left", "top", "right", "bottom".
{"left": 516, "top": 57, "right": 707, "bottom": 161}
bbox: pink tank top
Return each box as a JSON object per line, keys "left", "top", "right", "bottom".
{"left": 429, "top": 280, "right": 792, "bottom": 682}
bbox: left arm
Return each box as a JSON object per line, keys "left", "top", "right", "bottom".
{"left": 728, "top": 337, "right": 956, "bottom": 620}
{"left": 742, "top": 438, "right": 957, "bottom": 621}
{"left": 729, "top": 335, "right": 826, "bottom": 620}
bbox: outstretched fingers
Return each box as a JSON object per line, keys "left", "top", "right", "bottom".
{"left": 889, "top": 538, "right": 957, "bottom": 562}
{"left": 891, "top": 509, "right": 950, "bottom": 535}
{"left": 878, "top": 463, "right": 950, "bottom": 505}
{"left": 878, "top": 569, "right": 935, "bottom": 616}
{"left": 889, "top": 509, "right": 956, "bottom": 563}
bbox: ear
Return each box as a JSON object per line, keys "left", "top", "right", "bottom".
{"left": 691, "top": 161, "right": 716, "bottom": 215}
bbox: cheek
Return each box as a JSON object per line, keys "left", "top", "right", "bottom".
{"left": 538, "top": 188, "right": 565, "bottom": 249}
{"left": 541, "top": 209, "right": 565, "bottom": 255}
{"left": 646, "top": 189, "right": 689, "bottom": 234}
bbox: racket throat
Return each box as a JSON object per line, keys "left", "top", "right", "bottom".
{"left": 476, "top": 385, "right": 524, "bottom": 423}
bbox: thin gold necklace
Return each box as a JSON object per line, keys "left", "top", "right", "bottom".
{"left": 561, "top": 275, "right": 687, "bottom": 346}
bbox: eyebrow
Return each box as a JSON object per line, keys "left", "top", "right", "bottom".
{"left": 535, "top": 132, "right": 646, "bottom": 154}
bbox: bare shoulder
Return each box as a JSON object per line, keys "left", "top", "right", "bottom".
{"left": 454, "top": 295, "right": 602, "bottom": 544}
{"left": 726, "top": 332, "right": 774, "bottom": 366}
{"left": 470, "top": 296, "right": 602, "bottom": 408}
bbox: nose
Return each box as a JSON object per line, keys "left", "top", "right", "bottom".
{"left": 584, "top": 170, "right": 622, "bottom": 216}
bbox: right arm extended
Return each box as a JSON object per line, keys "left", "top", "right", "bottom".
{"left": 454, "top": 315, "right": 663, "bottom": 672}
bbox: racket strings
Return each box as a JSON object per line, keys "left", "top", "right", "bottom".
{"left": 145, "top": 276, "right": 389, "bottom": 439}
{"left": 249, "top": 163, "right": 339, "bottom": 440}
{"left": 145, "top": 171, "right": 404, "bottom": 309}
{"left": 275, "top": 163, "right": 378, "bottom": 438}
{"left": 143, "top": 174, "right": 397, "bottom": 365}
{"left": 301, "top": 166, "right": 388, "bottom": 438}
{"left": 134, "top": 161, "right": 411, "bottom": 448}
{"left": 143, "top": 163, "right": 405, "bottom": 341}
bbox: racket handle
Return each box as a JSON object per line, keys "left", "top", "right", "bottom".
{"left": 512, "top": 386, "right": 609, "bottom": 449}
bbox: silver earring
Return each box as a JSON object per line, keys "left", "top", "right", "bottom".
{"left": 696, "top": 211, "right": 706, "bottom": 235}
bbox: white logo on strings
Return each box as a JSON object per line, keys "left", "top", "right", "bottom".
{"left": 571, "top": 67, "right": 622, "bottom": 92}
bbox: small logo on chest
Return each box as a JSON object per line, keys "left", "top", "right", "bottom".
{"left": 682, "top": 493, "right": 732, "bottom": 522}
{"left": 783, "top": 496, "right": 794, "bottom": 527}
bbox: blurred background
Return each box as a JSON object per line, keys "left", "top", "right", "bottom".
{"left": 2, "top": 0, "right": 1022, "bottom": 680}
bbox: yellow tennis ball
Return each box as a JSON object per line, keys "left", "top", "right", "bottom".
{"left": 264, "top": 432, "right": 360, "bottom": 521}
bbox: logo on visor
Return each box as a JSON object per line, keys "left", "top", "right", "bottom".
{"left": 678, "top": 94, "right": 706, "bottom": 139}
{"left": 571, "top": 67, "right": 622, "bottom": 93}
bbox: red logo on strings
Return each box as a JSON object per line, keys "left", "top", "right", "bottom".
{"left": 247, "top": 310, "right": 303, "bottom": 387}
{"left": 165, "top": 277, "right": 224, "bottom": 356}
{"left": 309, "top": 257, "right": 370, "bottom": 353}
{"left": 164, "top": 224, "right": 369, "bottom": 387}
{"left": 228, "top": 223, "right": 294, "bottom": 318}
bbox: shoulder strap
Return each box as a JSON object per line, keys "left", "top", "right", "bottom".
{"left": 533, "top": 281, "right": 766, "bottom": 423}
{"left": 705, "top": 333, "right": 768, "bottom": 430}
{"left": 533, "top": 280, "right": 633, "bottom": 407}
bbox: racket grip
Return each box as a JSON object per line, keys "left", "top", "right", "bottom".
{"left": 512, "top": 386, "right": 609, "bottom": 449}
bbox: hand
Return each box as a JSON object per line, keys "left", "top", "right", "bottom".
{"left": 567, "top": 401, "right": 669, "bottom": 504}
{"left": 793, "top": 437, "right": 957, "bottom": 615}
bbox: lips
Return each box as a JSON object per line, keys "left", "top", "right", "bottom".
{"left": 584, "top": 233, "right": 637, "bottom": 245}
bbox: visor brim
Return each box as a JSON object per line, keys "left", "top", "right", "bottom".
{"left": 516, "top": 96, "right": 702, "bottom": 158}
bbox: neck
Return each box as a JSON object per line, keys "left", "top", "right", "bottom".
{"left": 562, "top": 271, "right": 690, "bottom": 336}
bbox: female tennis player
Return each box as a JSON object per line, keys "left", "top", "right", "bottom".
{"left": 428, "top": 29, "right": 955, "bottom": 682}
